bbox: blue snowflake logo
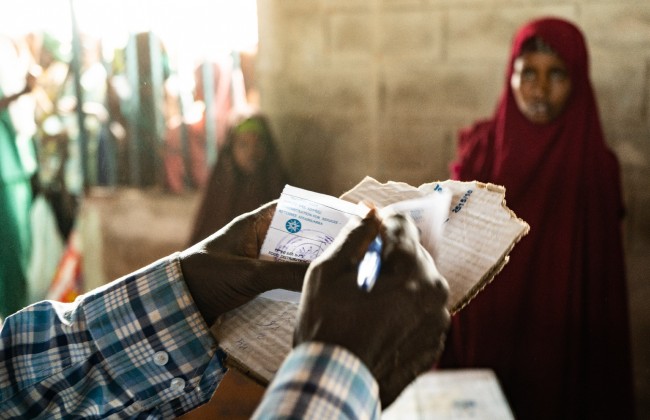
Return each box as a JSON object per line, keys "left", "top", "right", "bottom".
{"left": 286, "top": 219, "right": 302, "bottom": 233}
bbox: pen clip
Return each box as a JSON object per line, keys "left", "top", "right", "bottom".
{"left": 357, "top": 235, "right": 383, "bottom": 292}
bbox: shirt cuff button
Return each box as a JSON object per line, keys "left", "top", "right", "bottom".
{"left": 153, "top": 351, "right": 169, "bottom": 366}
{"left": 171, "top": 377, "right": 186, "bottom": 391}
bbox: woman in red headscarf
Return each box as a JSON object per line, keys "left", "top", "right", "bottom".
{"left": 439, "top": 17, "right": 635, "bottom": 419}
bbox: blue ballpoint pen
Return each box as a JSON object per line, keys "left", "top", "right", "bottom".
{"left": 357, "top": 235, "right": 383, "bottom": 291}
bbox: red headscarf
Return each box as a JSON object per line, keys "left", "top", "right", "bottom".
{"left": 443, "top": 17, "right": 635, "bottom": 419}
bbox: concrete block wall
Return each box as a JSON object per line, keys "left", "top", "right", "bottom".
{"left": 256, "top": 0, "right": 650, "bottom": 417}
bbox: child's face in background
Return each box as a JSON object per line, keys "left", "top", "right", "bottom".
{"left": 233, "top": 131, "right": 265, "bottom": 174}
{"left": 510, "top": 51, "right": 572, "bottom": 124}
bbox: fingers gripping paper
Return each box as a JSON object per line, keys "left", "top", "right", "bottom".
{"left": 214, "top": 177, "right": 529, "bottom": 384}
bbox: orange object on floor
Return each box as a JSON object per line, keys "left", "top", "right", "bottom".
{"left": 179, "top": 369, "right": 266, "bottom": 419}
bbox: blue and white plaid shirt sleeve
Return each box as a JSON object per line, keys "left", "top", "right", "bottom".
{"left": 0, "top": 253, "right": 226, "bottom": 419}
{"left": 253, "top": 342, "right": 381, "bottom": 420}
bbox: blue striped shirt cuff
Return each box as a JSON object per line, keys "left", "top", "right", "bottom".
{"left": 1, "top": 253, "right": 226, "bottom": 418}
{"left": 253, "top": 342, "right": 380, "bottom": 419}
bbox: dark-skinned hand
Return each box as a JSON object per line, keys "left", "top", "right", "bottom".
{"left": 180, "top": 201, "right": 308, "bottom": 326}
{"left": 294, "top": 210, "right": 450, "bottom": 408}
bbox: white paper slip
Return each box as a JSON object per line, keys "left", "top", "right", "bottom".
{"left": 382, "top": 369, "right": 515, "bottom": 420}
{"left": 258, "top": 185, "right": 368, "bottom": 302}
{"left": 260, "top": 185, "right": 366, "bottom": 264}
{"left": 380, "top": 193, "right": 451, "bottom": 262}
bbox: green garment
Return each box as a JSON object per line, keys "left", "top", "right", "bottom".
{"left": 0, "top": 90, "right": 32, "bottom": 317}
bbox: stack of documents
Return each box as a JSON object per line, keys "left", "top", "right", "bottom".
{"left": 213, "top": 177, "right": 530, "bottom": 385}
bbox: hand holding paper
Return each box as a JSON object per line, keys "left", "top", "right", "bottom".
{"left": 294, "top": 210, "right": 450, "bottom": 407}
{"left": 179, "top": 201, "right": 307, "bottom": 325}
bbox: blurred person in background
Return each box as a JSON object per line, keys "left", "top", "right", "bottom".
{"left": 0, "top": 34, "right": 38, "bottom": 318}
{"left": 187, "top": 113, "right": 289, "bottom": 245}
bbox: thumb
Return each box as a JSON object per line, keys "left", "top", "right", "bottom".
{"left": 316, "top": 209, "right": 381, "bottom": 272}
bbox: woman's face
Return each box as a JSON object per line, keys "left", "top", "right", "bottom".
{"left": 233, "top": 131, "right": 265, "bottom": 174}
{"left": 510, "top": 51, "right": 572, "bottom": 124}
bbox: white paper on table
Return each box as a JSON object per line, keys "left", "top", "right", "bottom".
{"left": 382, "top": 369, "right": 515, "bottom": 420}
